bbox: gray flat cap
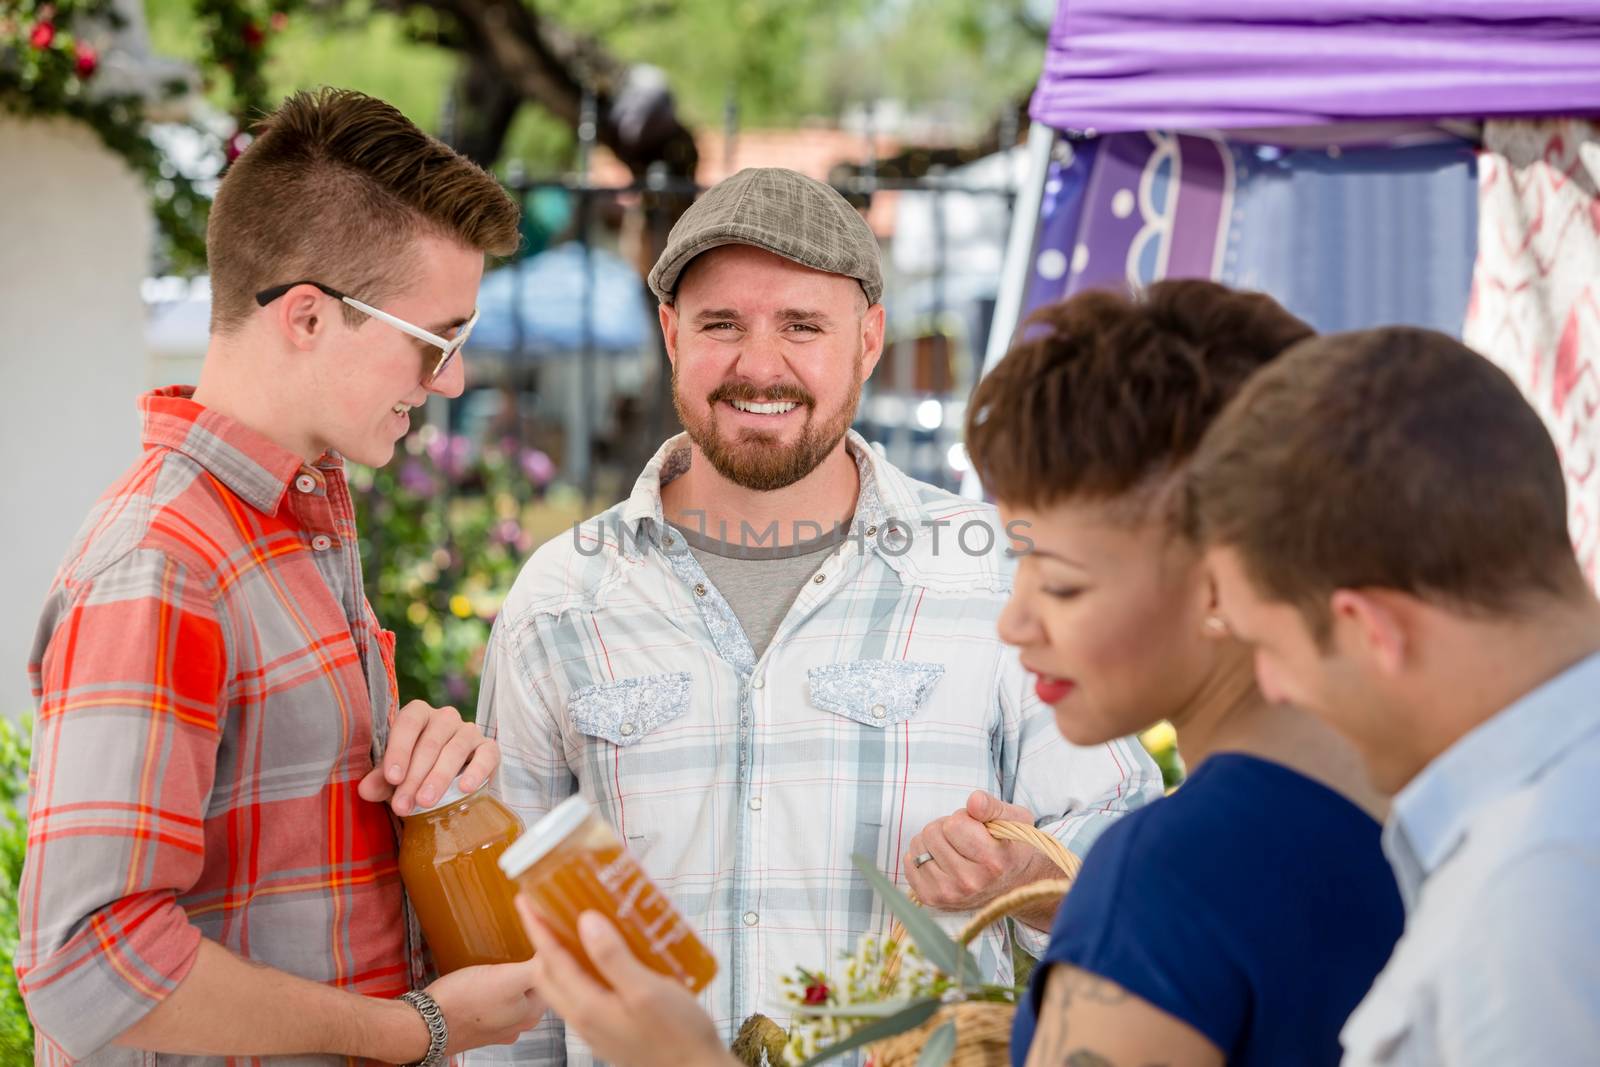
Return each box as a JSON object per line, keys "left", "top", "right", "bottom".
{"left": 648, "top": 167, "right": 882, "bottom": 305}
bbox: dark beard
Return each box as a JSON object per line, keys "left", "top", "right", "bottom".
{"left": 673, "top": 355, "right": 863, "bottom": 492}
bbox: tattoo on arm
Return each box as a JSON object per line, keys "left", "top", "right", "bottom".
{"left": 1027, "top": 967, "right": 1169, "bottom": 1067}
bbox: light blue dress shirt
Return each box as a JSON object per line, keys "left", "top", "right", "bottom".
{"left": 1341, "top": 650, "right": 1600, "bottom": 1065}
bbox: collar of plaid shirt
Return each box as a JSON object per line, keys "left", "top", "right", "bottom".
{"left": 142, "top": 384, "right": 333, "bottom": 512}
{"left": 605, "top": 429, "right": 1018, "bottom": 592}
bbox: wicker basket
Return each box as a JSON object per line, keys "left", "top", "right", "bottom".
{"left": 869, "top": 820, "right": 1079, "bottom": 1067}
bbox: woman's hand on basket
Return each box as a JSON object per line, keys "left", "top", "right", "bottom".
{"left": 517, "top": 896, "right": 738, "bottom": 1067}
{"left": 905, "top": 790, "right": 1066, "bottom": 929}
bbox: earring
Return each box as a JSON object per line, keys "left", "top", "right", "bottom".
{"left": 1203, "top": 615, "right": 1228, "bottom": 636}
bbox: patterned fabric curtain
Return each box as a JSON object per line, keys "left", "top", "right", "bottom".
{"left": 1017, "top": 131, "right": 1478, "bottom": 337}
{"left": 1465, "top": 119, "right": 1600, "bottom": 588}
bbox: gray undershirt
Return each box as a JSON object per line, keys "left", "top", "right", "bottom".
{"left": 669, "top": 520, "right": 848, "bottom": 659}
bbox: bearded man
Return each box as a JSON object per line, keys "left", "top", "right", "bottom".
{"left": 472, "top": 168, "right": 1159, "bottom": 1066}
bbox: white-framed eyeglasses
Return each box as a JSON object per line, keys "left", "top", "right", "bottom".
{"left": 255, "top": 279, "right": 479, "bottom": 385}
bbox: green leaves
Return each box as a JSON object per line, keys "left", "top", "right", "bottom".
{"left": 793, "top": 998, "right": 940, "bottom": 1066}
{"left": 793, "top": 998, "right": 929, "bottom": 1019}
{"left": 0, "top": 717, "right": 33, "bottom": 1065}
{"left": 915, "top": 1020, "right": 957, "bottom": 1067}
{"left": 851, "top": 853, "right": 978, "bottom": 981}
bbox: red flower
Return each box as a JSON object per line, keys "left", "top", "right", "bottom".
{"left": 269, "top": 11, "right": 288, "bottom": 31}
{"left": 73, "top": 42, "right": 97, "bottom": 78}
{"left": 803, "top": 980, "right": 829, "bottom": 1005}
{"left": 241, "top": 21, "right": 264, "bottom": 48}
{"left": 29, "top": 21, "right": 55, "bottom": 48}
{"left": 225, "top": 131, "right": 251, "bottom": 163}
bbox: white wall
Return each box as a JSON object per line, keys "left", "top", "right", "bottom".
{"left": 0, "top": 115, "right": 151, "bottom": 716}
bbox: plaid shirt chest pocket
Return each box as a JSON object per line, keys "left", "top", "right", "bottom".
{"left": 567, "top": 671, "right": 695, "bottom": 848}
{"left": 567, "top": 671, "right": 693, "bottom": 745}
{"left": 807, "top": 660, "right": 945, "bottom": 727}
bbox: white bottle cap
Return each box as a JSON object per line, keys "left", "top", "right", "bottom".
{"left": 497, "top": 794, "right": 593, "bottom": 880}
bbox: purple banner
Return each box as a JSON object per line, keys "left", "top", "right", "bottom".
{"left": 1031, "top": 2, "right": 1600, "bottom": 134}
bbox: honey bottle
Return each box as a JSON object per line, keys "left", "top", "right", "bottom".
{"left": 399, "top": 779, "right": 532, "bottom": 974}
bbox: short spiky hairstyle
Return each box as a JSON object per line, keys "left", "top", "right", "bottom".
{"left": 1189, "top": 327, "right": 1584, "bottom": 643}
{"left": 965, "top": 280, "right": 1314, "bottom": 521}
{"left": 206, "top": 87, "right": 520, "bottom": 334}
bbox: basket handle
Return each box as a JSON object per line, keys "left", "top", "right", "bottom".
{"left": 882, "top": 819, "right": 1079, "bottom": 985}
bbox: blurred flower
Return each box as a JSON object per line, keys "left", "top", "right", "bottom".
{"left": 1139, "top": 721, "right": 1177, "bottom": 754}
{"left": 520, "top": 448, "right": 556, "bottom": 487}
{"left": 241, "top": 21, "right": 264, "bottom": 48}
{"left": 73, "top": 41, "right": 97, "bottom": 77}
{"left": 449, "top": 595, "right": 473, "bottom": 619}
{"left": 406, "top": 601, "right": 430, "bottom": 626}
{"left": 224, "top": 131, "right": 252, "bottom": 163}
{"left": 444, "top": 673, "right": 470, "bottom": 705}
{"left": 427, "top": 432, "right": 475, "bottom": 479}
{"left": 494, "top": 519, "right": 523, "bottom": 546}
{"left": 399, "top": 459, "right": 437, "bottom": 497}
{"left": 29, "top": 22, "right": 55, "bottom": 48}
{"left": 269, "top": 10, "right": 289, "bottom": 31}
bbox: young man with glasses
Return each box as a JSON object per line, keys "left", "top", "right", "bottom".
{"left": 21, "top": 89, "right": 544, "bottom": 1066}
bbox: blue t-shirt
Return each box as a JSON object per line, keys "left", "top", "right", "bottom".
{"left": 1011, "top": 753, "right": 1403, "bottom": 1066}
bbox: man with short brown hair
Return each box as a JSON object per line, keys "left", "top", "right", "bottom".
{"left": 1189, "top": 326, "right": 1600, "bottom": 1065}
{"left": 21, "top": 88, "right": 544, "bottom": 1066}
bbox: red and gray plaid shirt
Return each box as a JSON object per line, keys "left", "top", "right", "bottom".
{"left": 21, "top": 387, "right": 422, "bottom": 1066}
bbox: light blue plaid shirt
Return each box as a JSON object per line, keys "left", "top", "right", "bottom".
{"left": 474, "top": 432, "right": 1161, "bottom": 1065}
{"left": 1341, "top": 650, "right": 1600, "bottom": 1065}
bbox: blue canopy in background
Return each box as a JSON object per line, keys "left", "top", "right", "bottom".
{"left": 472, "top": 242, "right": 654, "bottom": 357}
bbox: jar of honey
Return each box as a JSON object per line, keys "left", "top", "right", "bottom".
{"left": 399, "top": 779, "right": 532, "bottom": 974}
{"left": 498, "top": 795, "right": 718, "bottom": 993}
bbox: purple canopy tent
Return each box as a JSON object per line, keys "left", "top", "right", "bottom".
{"left": 969, "top": 1, "right": 1600, "bottom": 584}
{"left": 1031, "top": 1, "right": 1600, "bottom": 134}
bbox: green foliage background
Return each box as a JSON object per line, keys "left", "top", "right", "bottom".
{"left": 0, "top": 719, "right": 33, "bottom": 1066}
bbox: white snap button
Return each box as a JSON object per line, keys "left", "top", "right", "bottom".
{"left": 694, "top": 583, "right": 707, "bottom": 597}
{"left": 311, "top": 534, "right": 333, "bottom": 551}
{"left": 751, "top": 676, "right": 765, "bottom": 690}
{"left": 295, "top": 474, "right": 317, "bottom": 494}
{"left": 871, "top": 704, "right": 887, "bottom": 719}
{"left": 743, "top": 911, "right": 759, "bottom": 926}
{"left": 813, "top": 573, "right": 826, "bottom": 584}
{"left": 749, "top": 796, "right": 763, "bottom": 810}
{"left": 619, "top": 722, "right": 636, "bottom": 737}
{"left": 866, "top": 525, "right": 878, "bottom": 537}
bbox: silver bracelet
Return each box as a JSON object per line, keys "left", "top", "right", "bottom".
{"left": 399, "top": 989, "right": 449, "bottom": 1067}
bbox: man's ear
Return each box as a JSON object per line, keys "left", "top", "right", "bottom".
{"left": 858, "top": 302, "right": 886, "bottom": 381}
{"left": 272, "top": 284, "right": 331, "bottom": 351}
{"left": 658, "top": 302, "right": 679, "bottom": 368}
{"left": 1329, "top": 588, "right": 1409, "bottom": 676}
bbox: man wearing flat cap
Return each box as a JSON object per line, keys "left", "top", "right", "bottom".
{"left": 475, "top": 168, "right": 1159, "bottom": 1065}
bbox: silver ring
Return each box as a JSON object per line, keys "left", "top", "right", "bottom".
{"left": 913, "top": 851, "right": 934, "bottom": 868}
